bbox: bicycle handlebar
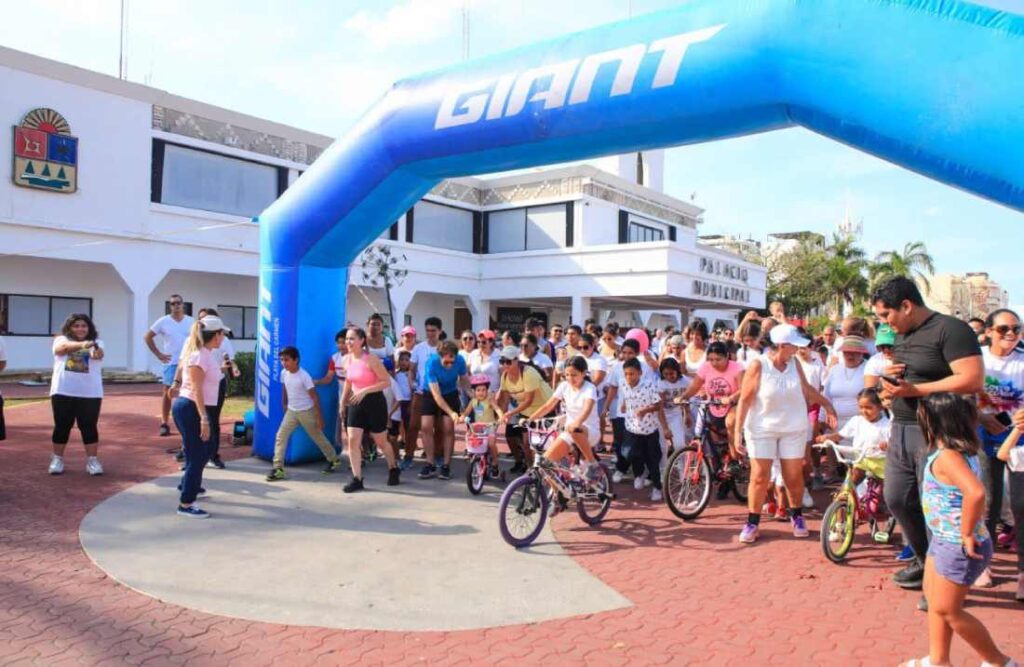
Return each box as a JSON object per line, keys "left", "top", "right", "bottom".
{"left": 812, "top": 441, "right": 866, "bottom": 465}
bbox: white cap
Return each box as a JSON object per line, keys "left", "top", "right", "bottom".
{"left": 769, "top": 323, "right": 809, "bottom": 348}
{"left": 200, "top": 315, "right": 231, "bottom": 333}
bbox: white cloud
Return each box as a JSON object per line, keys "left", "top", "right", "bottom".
{"left": 344, "top": 0, "right": 481, "bottom": 50}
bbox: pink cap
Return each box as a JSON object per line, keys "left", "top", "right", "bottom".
{"left": 477, "top": 329, "right": 496, "bottom": 340}
{"left": 400, "top": 325, "right": 417, "bottom": 336}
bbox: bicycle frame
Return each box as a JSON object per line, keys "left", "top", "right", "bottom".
{"left": 522, "top": 416, "right": 602, "bottom": 502}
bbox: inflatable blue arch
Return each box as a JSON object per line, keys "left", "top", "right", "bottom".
{"left": 253, "top": 0, "right": 1024, "bottom": 462}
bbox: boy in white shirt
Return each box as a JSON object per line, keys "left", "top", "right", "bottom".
{"left": 619, "top": 358, "right": 673, "bottom": 501}
{"left": 267, "top": 346, "right": 341, "bottom": 481}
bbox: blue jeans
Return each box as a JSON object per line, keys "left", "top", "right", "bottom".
{"left": 172, "top": 397, "right": 212, "bottom": 505}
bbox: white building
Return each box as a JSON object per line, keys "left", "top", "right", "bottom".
{"left": 0, "top": 46, "right": 765, "bottom": 373}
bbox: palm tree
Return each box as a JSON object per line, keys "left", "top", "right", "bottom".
{"left": 824, "top": 233, "right": 869, "bottom": 316}
{"left": 870, "top": 241, "right": 936, "bottom": 293}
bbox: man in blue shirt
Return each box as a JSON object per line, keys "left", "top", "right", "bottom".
{"left": 418, "top": 340, "right": 469, "bottom": 480}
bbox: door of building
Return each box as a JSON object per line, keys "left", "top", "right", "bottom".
{"left": 454, "top": 307, "right": 472, "bottom": 338}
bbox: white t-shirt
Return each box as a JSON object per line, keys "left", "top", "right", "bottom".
{"left": 150, "top": 314, "right": 194, "bottom": 360}
{"left": 606, "top": 361, "right": 660, "bottom": 418}
{"left": 736, "top": 346, "right": 761, "bottom": 370}
{"left": 368, "top": 338, "right": 394, "bottom": 362}
{"left": 523, "top": 351, "right": 553, "bottom": 372}
{"left": 658, "top": 377, "right": 691, "bottom": 417}
{"left": 981, "top": 347, "right": 1024, "bottom": 417}
{"left": 620, "top": 379, "right": 662, "bottom": 435}
{"left": 468, "top": 348, "right": 501, "bottom": 391}
{"left": 393, "top": 372, "right": 412, "bottom": 402}
{"left": 798, "top": 356, "right": 825, "bottom": 391}
{"left": 410, "top": 340, "right": 437, "bottom": 393}
{"left": 179, "top": 347, "right": 223, "bottom": 407}
{"left": 823, "top": 362, "right": 867, "bottom": 423}
{"left": 585, "top": 353, "right": 609, "bottom": 391}
{"left": 554, "top": 380, "right": 600, "bottom": 437}
{"left": 1007, "top": 445, "right": 1024, "bottom": 473}
{"left": 864, "top": 352, "right": 888, "bottom": 380}
{"left": 50, "top": 336, "right": 105, "bottom": 398}
{"left": 282, "top": 368, "right": 316, "bottom": 412}
{"left": 838, "top": 414, "right": 891, "bottom": 459}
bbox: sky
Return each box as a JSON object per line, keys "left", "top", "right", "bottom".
{"left": 2, "top": 0, "right": 1021, "bottom": 306}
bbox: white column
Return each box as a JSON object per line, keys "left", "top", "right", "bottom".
{"left": 467, "top": 296, "right": 491, "bottom": 333}
{"left": 571, "top": 296, "right": 592, "bottom": 326}
{"left": 389, "top": 285, "right": 416, "bottom": 331}
{"left": 114, "top": 263, "right": 168, "bottom": 373}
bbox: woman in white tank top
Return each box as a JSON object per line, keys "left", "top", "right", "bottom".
{"left": 734, "top": 325, "right": 837, "bottom": 545}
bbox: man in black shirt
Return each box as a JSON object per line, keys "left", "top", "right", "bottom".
{"left": 871, "top": 277, "right": 983, "bottom": 593}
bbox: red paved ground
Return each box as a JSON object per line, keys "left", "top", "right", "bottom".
{"left": 1, "top": 390, "right": 1021, "bottom": 666}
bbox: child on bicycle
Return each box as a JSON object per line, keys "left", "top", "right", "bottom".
{"left": 815, "top": 388, "right": 890, "bottom": 487}
{"left": 899, "top": 393, "right": 1014, "bottom": 667}
{"left": 458, "top": 374, "right": 503, "bottom": 477}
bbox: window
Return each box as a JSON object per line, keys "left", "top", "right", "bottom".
{"left": 487, "top": 204, "right": 569, "bottom": 253}
{"left": 153, "top": 141, "right": 284, "bottom": 218}
{"left": 411, "top": 201, "right": 473, "bottom": 253}
{"left": 217, "top": 305, "right": 258, "bottom": 340}
{"left": 0, "top": 294, "right": 92, "bottom": 336}
{"left": 628, "top": 221, "right": 664, "bottom": 243}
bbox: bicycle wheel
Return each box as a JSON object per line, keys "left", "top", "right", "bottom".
{"left": 577, "top": 464, "right": 613, "bottom": 525}
{"left": 498, "top": 474, "right": 548, "bottom": 548}
{"left": 821, "top": 496, "right": 856, "bottom": 563}
{"left": 664, "top": 445, "right": 712, "bottom": 521}
{"left": 730, "top": 455, "right": 751, "bottom": 503}
{"left": 466, "top": 454, "right": 486, "bottom": 495}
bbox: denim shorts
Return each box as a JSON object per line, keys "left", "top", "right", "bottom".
{"left": 162, "top": 363, "right": 178, "bottom": 387}
{"left": 927, "top": 537, "right": 993, "bottom": 586}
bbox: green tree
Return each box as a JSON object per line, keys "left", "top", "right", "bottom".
{"left": 765, "top": 239, "right": 831, "bottom": 317}
{"left": 869, "top": 241, "right": 935, "bottom": 293}
{"left": 824, "top": 233, "right": 868, "bottom": 316}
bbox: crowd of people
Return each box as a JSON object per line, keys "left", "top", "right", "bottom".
{"left": 3, "top": 275, "right": 1021, "bottom": 666}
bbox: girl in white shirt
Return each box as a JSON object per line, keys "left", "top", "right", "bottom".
{"left": 529, "top": 356, "right": 602, "bottom": 475}
{"left": 48, "top": 313, "right": 105, "bottom": 477}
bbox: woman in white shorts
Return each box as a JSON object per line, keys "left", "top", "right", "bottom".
{"left": 734, "top": 324, "right": 837, "bottom": 544}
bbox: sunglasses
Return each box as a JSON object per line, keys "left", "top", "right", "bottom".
{"left": 580, "top": 345, "right": 592, "bottom": 351}
{"left": 461, "top": 336, "right": 475, "bottom": 341}
{"left": 994, "top": 324, "right": 1022, "bottom": 336}
{"left": 499, "top": 358, "right": 513, "bottom": 365}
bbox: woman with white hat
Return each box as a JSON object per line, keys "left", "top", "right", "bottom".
{"left": 171, "top": 315, "right": 229, "bottom": 518}
{"left": 823, "top": 335, "right": 869, "bottom": 431}
{"left": 735, "top": 324, "right": 838, "bottom": 544}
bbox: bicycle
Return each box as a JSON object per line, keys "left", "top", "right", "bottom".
{"left": 465, "top": 422, "right": 505, "bottom": 494}
{"left": 663, "top": 399, "right": 750, "bottom": 521}
{"left": 814, "top": 442, "right": 896, "bottom": 564}
{"left": 497, "top": 416, "right": 614, "bottom": 548}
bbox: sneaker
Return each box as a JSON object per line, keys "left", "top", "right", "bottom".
{"left": 974, "top": 567, "right": 994, "bottom": 589}
{"left": 159, "top": 423, "right": 170, "bottom": 437}
{"left": 210, "top": 456, "right": 226, "bottom": 470}
{"left": 48, "top": 455, "right": 64, "bottom": 475}
{"left": 509, "top": 461, "right": 527, "bottom": 476}
{"left": 343, "top": 477, "right": 364, "bottom": 493}
{"left": 323, "top": 458, "right": 342, "bottom": 474}
{"left": 775, "top": 506, "right": 788, "bottom": 521}
{"left": 739, "top": 522, "right": 759, "bottom": 543}
{"left": 387, "top": 467, "right": 400, "bottom": 486}
{"left": 439, "top": 464, "right": 452, "bottom": 480}
{"left": 266, "top": 468, "right": 287, "bottom": 482}
{"left": 175, "top": 450, "right": 185, "bottom": 462}
{"left": 896, "top": 545, "right": 916, "bottom": 562}
{"left": 762, "top": 500, "right": 777, "bottom": 516}
{"left": 650, "top": 488, "right": 663, "bottom": 502}
{"left": 612, "top": 470, "right": 625, "bottom": 484}
{"left": 802, "top": 488, "right": 814, "bottom": 509}
{"left": 177, "top": 505, "right": 209, "bottom": 519}
{"left": 634, "top": 477, "right": 645, "bottom": 491}
{"left": 998, "top": 526, "right": 1016, "bottom": 549}
{"left": 791, "top": 515, "right": 809, "bottom": 538}
{"left": 489, "top": 464, "right": 500, "bottom": 479}
{"left": 399, "top": 457, "right": 414, "bottom": 472}
{"left": 811, "top": 474, "right": 825, "bottom": 491}
{"left": 893, "top": 560, "right": 925, "bottom": 589}
{"left": 86, "top": 457, "right": 104, "bottom": 476}
{"left": 418, "top": 463, "right": 437, "bottom": 479}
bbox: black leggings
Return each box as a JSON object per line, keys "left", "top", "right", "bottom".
{"left": 207, "top": 378, "right": 227, "bottom": 459}
{"left": 51, "top": 394, "right": 102, "bottom": 445}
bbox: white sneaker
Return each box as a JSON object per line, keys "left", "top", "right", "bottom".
{"left": 612, "top": 470, "right": 625, "bottom": 484}
{"left": 650, "top": 488, "right": 663, "bottom": 502}
{"left": 634, "top": 477, "right": 645, "bottom": 490}
{"left": 802, "top": 488, "right": 814, "bottom": 509}
{"left": 48, "top": 455, "right": 64, "bottom": 475}
{"left": 86, "top": 457, "right": 104, "bottom": 476}
{"left": 643, "top": 477, "right": 653, "bottom": 488}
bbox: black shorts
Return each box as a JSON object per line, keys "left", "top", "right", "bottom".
{"left": 347, "top": 391, "right": 388, "bottom": 433}
{"left": 388, "top": 400, "right": 411, "bottom": 436}
{"left": 421, "top": 390, "right": 460, "bottom": 418}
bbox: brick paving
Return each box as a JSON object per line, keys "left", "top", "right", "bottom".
{"left": 0, "top": 390, "right": 1021, "bottom": 665}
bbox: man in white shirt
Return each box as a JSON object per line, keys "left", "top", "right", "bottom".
{"left": 406, "top": 316, "right": 443, "bottom": 464}
{"left": 0, "top": 335, "right": 6, "bottom": 441}
{"left": 144, "top": 294, "right": 194, "bottom": 436}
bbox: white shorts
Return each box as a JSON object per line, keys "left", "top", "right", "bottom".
{"left": 745, "top": 431, "right": 806, "bottom": 460}
{"left": 557, "top": 426, "right": 601, "bottom": 450}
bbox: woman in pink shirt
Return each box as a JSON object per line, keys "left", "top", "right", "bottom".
{"left": 676, "top": 342, "right": 745, "bottom": 457}
{"left": 172, "top": 316, "right": 228, "bottom": 519}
